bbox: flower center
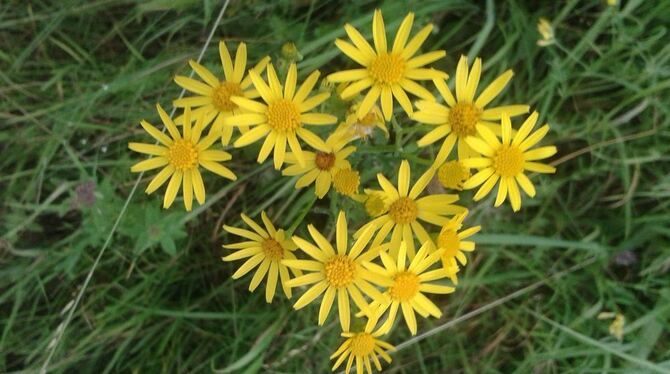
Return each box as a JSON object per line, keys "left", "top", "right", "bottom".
{"left": 448, "top": 103, "right": 481, "bottom": 137}
{"left": 261, "top": 238, "right": 284, "bottom": 260}
{"left": 389, "top": 271, "right": 420, "bottom": 302}
{"left": 365, "top": 194, "right": 387, "bottom": 217}
{"left": 315, "top": 152, "right": 336, "bottom": 170}
{"left": 437, "top": 229, "right": 460, "bottom": 258}
{"left": 333, "top": 169, "right": 360, "bottom": 196}
{"left": 167, "top": 139, "right": 198, "bottom": 170}
{"left": 369, "top": 53, "right": 405, "bottom": 85}
{"left": 324, "top": 255, "right": 356, "bottom": 288}
{"left": 388, "top": 197, "right": 417, "bottom": 224}
{"left": 349, "top": 333, "right": 376, "bottom": 356}
{"left": 438, "top": 161, "right": 471, "bottom": 190}
{"left": 267, "top": 99, "right": 301, "bottom": 134}
{"left": 212, "top": 81, "right": 243, "bottom": 111}
{"left": 494, "top": 145, "right": 525, "bottom": 177}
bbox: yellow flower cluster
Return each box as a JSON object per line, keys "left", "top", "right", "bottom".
{"left": 128, "top": 9, "right": 558, "bottom": 374}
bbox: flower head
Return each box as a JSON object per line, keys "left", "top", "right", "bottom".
{"left": 328, "top": 10, "right": 447, "bottom": 120}
{"left": 333, "top": 168, "right": 361, "bottom": 197}
{"left": 222, "top": 212, "right": 300, "bottom": 303}
{"left": 174, "top": 41, "right": 270, "bottom": 145}
{"left": 129, "top": 105, "right": 236, "bottom": 211}
{"left": 462, "top": 112, "right": 557, "bottom": 211}
{"left": 330, "top": 313, "right": 395, "bottom": 374}
{"left": 414, "top": 55, "right": 530, "bottom": 161}
{"left": 437, "top": 160, "right": 471, "bottom": 191}
{"left": 363, "top": 190, "right": 389, "bottom": 218}
{"left": 354, "top": 160, "right": 465, "bottom": 260}
{"left": 282, "top": 129, "right": 356, "bottom": 198}
{"left": 225, "top": 63, "right": 337, "bottom": 169}
{"left": 282, "top": 211, "right": 391, "bottom": 331}
{"left": 537, "top": 18, "right": 556, "bottom": 47}
{"left": 436, "top": 212, "right": 480, "bottom": 275}
{"left": 363, "top": 241, "right": 455, "bottom": 335}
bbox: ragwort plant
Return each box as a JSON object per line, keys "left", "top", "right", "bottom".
{"left": 128, "top": 8, "right": 557, "bottom": 374}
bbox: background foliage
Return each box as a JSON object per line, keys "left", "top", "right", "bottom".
{"left": 1, "top": 0, "right": 669, "bottom": 372}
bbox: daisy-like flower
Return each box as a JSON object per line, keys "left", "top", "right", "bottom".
{"left": 536, "top": 18, "right": 556, "bottom": 47}
{"left": 354, "top": 160, "right": 465, "bottom": 259}
{"left": 225, "top": 63, "right": 337, "bottom": 169}
{"left": 363, "top": 241, "right": 454, "bottom": 335}
{"left": 129, "top": 105, "right": 236, "bottom": 211}
{"left": 340, "top": 102, "right": 388, "bottom": 140}
{"left": 221, "top": 211, "right": 301, "bottom": 303}
{"left": 282, "top": 129, "right": 356, "bottom": 198}
{"left": 435, "top": 211, "right": 480, "bottom": 273}
{"left": 282, "top": 211, "right": 391, "bottom": 331}
{"left": 328, "top": 10, "right": 447, "bottom": 120}
{"left": 437, "top": 160, "right": 471, "bottom": 191}
{"left": 330, "top": 313, "right": 395, "bottom": 374}
{"left": 362, "top": 190, "right": 389, "bottom": 218}
{"left": 414, "top": 55, "right": 530, "bottom": 160}
{"left": 462, "top": 112, "right": 557, "bottom": 211}
{"left": 333, "top": 168, "right": 361, "bottom": 198}
{"left": 173, "top": 41, "right": 271, "bottom": 145}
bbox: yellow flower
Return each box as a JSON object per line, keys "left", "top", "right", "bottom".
{"left": 340, "top": 103, "right": 388, "bottom": 140}
{"left": 363, "top": 241, "right": 454, "bottom": 335}
{"left": 333, "top": 168, "right": 361, "bottom": 197}
{"left": 436, "top": 212, "right": 480, "bottom": 273}
{"left": 129, "top": 105, "right": 236, "bottom": 211}
{"left": 282, "top": 129, "right": 356, "bottom": 198}
{"left": 537, "top": 18, "right": 555, "bottom": 47}
{"left": 173, "top": 41, "right": 270, "bottom": 145}
{"left": 222, "top": 211, "right": 301, "bottom": 303}
{"left": 328, "top": 10, "right": 447, "bottom": 120}
{"left": 225, "top": 63, "right": 337, "bottom": 169}
{"left": 437, "top": 160, "right": 471, "bottom": 191}
{"left": 462, "top": 112, "right": 557, "bottom": 211}
{"left": 414, "top": 55, "right": 530, "bottom": 160}
{"left": 330, "top": 313, "right": 395, "bottom": 374}
{"left": 363, "top": 190, "right": 389, "bottom": 218}
{"left": 354, "top": 160, "right": 465, "bottom": 260}
{"left": 597, "top": 312, "right": 625, "bottom": 341}
{"left": 282, "top": 211, "right": 391, "bottom": 331}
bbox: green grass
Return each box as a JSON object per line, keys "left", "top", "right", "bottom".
{"left": 2, "top": 0, "right": 670, "bottom": 372}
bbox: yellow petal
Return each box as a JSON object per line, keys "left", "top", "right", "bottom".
{"left": 392, "top": 12, "right": 414, "bottom": 53}
{"left": 475, "top": 69, "right": 513, "bottom": 108}
{"left": 293, "top": 70, "right": 321, "bottom": 104}
{"left": 219, "top": 41, "right": 234, "bottom": 81}
{"left": 344, "top": 23, "right": 376, "bottom": 58}
{"left": 188, "top": 59, "right": 219, "bottom": 87}
{"left": 174, "top": 76, "right": 213, "bottom": 96}
{"left": 163, "top": 170, "right": 183, "bottom": 209}
{"left": 200, "top": 160, "right": 237, "bottom": 180}
{"left": 284, "top": 63, "right": 297, "bottom": 99}
{"left": 233, "top": 42, "right": 247, "bottom": 83}
{"left": 337, "top": 288, "right": 351, "bottom": 331}
{"left": 372, "top": 9, "right": 387, "bottom": 53}
{"left": 131, "top": 157, "right": 168, "bottom": 173}
{"left": 191, "top": 169, "right": 206, "bottom": 204}
{"left": 401, "top": 24, "right": 433, "bottom": 59}
{"left": 145, "top": 165, "right": 175, "bottom": 194}
{"left": 128, "top": 143, "right": 166, "bottom": 156}
{"left": 293, "top": 280, "right": 328, "bottom": 310}
{"left": 140, "top": 120, "right": 172, "bottom": 146}
{"left": 182, "top": 169, "right": 193, "bottom": 211}
{"left": 318, "top": 287, "right": 336, "bottom": 325}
